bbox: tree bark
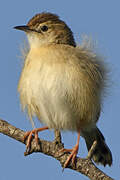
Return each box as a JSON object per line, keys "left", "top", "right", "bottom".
{"left": 0, "top": 119, "right": 114, "bottom": 180}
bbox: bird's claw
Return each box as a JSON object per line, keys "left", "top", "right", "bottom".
{"left": 59, "top": 144, "right": 79, "bottom": 168}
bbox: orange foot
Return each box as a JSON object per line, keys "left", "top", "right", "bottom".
{"left": 24, "top": 126, "right": 48, "bottom": 151}
{"left": 60, "top": 132, "right": 80, "bottom": 168}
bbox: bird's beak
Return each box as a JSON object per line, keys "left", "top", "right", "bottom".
{"left": 14, "top": 25, "right": 31, "bottom": 32}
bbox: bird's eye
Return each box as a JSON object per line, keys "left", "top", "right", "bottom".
{"left": 41, "top": 25, "right": 48, "bottom": 32}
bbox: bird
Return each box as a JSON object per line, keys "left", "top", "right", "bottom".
{"left": 14, "top": 12, "right": 112, "bottom": 168}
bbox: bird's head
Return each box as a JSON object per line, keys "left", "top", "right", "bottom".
{"left": 14, "top": 12, "right": 76, "bottom": 48}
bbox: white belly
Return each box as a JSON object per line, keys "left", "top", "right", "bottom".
{"left": 28, "top": 63, "right": 80, "bottom": 131}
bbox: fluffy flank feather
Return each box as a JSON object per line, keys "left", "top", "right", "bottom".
{"left": 77, "top": 35, "right": 110, "bottom": 101}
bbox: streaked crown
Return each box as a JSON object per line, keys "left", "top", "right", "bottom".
{"left": 14, "top": 12, "right": 76, "bottom": 47}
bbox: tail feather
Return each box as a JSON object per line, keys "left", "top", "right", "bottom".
{"left": 82, "top": 127, "right": 112, "bottom": 166}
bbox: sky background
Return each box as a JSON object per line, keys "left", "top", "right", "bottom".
{"left": 0, "top": 0, "right": 119, "bottom": 179}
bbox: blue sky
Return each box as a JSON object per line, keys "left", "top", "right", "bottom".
{"left": 0, "top": 0, "right": 119, "bottom": 179}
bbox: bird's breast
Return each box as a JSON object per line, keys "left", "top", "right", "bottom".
{"left": 18, "top": 46, "right": 100, "bottom": 131}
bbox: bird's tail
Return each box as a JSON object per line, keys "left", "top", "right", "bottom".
{"left": 82, "top": 126, "right": 112, "bottom": 166}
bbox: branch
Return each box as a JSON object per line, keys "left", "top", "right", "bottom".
{"left": 0, "top": 119, "right": 114, "bottom": 180}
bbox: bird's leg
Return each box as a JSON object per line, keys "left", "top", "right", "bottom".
{"left": 60, "top": 131, "right": 80, "bottom": 168}
{"left": 24, "top": 126, "right": 49, "bottom": 150}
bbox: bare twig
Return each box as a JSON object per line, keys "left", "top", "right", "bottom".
{"left": 0, "top": 119, "right": 114, "bottom": 180}
{"left": 87, "top": 140, "right": 97, "bottom": 159}
{"left": 54, "top": 129, "right": 62, "bottom": 143}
